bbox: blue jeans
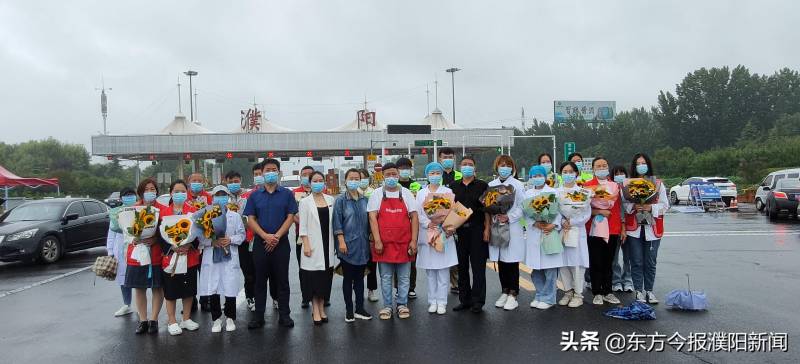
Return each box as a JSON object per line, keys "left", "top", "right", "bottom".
{"left": 121, "top": 286, "right": 132, "bottom": 306}
{"left": 531, "top": 268, "right": 558, "bottom": 305}
{"left": 627, "top": 234, "right": 660, "bottom": 292}
{"left": 612, "top": 239, "right": 633, "bottom": 289}
{"left": 379, "top": 262, "right": 411, "bottom": 308}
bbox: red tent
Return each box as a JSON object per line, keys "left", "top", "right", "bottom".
{"left": 0, "top": 165, "right": 59, "bottom": 188}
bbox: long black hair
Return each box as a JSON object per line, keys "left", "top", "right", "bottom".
{"left": 630, "top": 153, "right": 654, "bottom": 177}
{"left": 537, "top": 153, "right": 553, "bottom": 165}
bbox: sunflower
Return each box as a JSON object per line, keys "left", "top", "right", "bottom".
{"left": 177, "top": 219, "right": 191, "bottom": 231}
{"left": 143, "top": 214, "right": 155, "bottom": 226}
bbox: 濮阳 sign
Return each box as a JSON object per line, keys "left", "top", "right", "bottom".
{"left": 554, "top": 101, "right": 615, "bottom": 123}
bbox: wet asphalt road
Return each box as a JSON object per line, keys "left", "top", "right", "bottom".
{"left": 0, "top": 204, "right": 798, "bottom": 363}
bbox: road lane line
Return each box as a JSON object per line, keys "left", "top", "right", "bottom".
{"left": 0, "top": 265, "right": 93, "bottom": 299}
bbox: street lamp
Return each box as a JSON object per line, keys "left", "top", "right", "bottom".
{"left": 445, "top": 67, "right": 460, "bottom": 125}
{"left": 184, "top": 70, "right": 198, "bottom": 121}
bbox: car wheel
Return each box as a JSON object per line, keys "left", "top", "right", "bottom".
{"left": 755, "top": 198, "right": 764, "bottom": 211}
{"left": 38, "top": 236, "right": 61, "bottom": 264}
{"left": 670, "top": 192, "right": 679, "bottom": 206}
{"left": 767, "top": 202, "right": 779, "bottom": 221}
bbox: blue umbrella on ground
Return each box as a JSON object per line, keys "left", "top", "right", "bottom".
{"left": 666, "top": 274, "right": 708, "bottom": 311}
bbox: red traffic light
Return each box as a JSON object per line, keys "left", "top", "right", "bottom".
{"left": 306, "top": 151, "right": 313, "bottom": 157}
{"left": 267, "top": 151, "right": 275, "bottom": 158}
{"left": 184, "top": 153, "right": 192, "bottom": 160}
{"left": 421, "top": 148, "right": 427, "bottom": 155}
{"left": 148, "top": 155, "right": 156, "bottom": 161}
{"left": 344, "top": 149, "right": 351, "bottom": 157}
{"left": 226, "top": 152, "right": 233, "bottom": 159}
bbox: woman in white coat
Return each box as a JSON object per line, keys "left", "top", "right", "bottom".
{"left": 488, "top": 155, "right": 527, "bottom": 311}
{"left": 106, "top": 187, "right": 137, "bottom": 317}
{"left": 555, "top": 161, "right": 591, "bottom": 308}
{"left": 299, "top": 171, "right": 337, "bottom": 325}
{"left": 198, "top": 186, "right": 245, "bottom": 333}
{"left": 523, "top": 165, "right": 563, "bottom": 310}
{"left": 416, "top": 162, "right": 459, "bottom": 315}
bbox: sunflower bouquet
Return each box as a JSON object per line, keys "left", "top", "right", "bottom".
{"left": 118, "top": 206, "right": 160, "bottom": 265}
{"left": 443, "top": 202, "right": 473, "bottom": 232}
{"left": 558, "top": 188, "right": 592, "bottom": 247}
{"left": 480, "top": 185, "right": 516, "bottom": 248}
{"left": 522, "top": 192, "right": 562, "bottom": 255}
{"left": 193, "top": 204, "right": 229, "bottom": 258}
{"left": 545, "top": 173, "right": 557, "bottom": 188}
{"left": 422, "top": 193, "right": 455, "bottom": 252}
{"left": 159, "top": 215, "right": 196, "bottom": 275}
{"left": 586, "top": 181, "right": 619, "bottom": 242}
{"left": 191, "top": 198, "right": 207, "bottom": 211}
{"left": 623, "top": 177, "right": 661, "bottom": 226}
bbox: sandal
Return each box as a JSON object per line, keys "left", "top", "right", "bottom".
{"left": 397, "top": 305, "right": 411, "bottom": 319}
{"left": 379, "top": 307, "right": 392, "bottom": 320}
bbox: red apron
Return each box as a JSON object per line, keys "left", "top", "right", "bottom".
{"left": 371, "top": 189, "right": 413, "bottom": 263}
{"left": 624, "top": 179, "right": 664, "bottom": 238}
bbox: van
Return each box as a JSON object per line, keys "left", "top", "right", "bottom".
{"left": 755, "top": 168, "right": 800, "bottom": 211}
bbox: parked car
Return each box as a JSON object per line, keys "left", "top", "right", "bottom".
{"left": 280, "top": 175, "right": 301, "bottom": 188}
{"left": 0, "top": 198, "right": 109, "bottom": 264}
{"left": 669, "top": 177, "right": 738, "bottom": 206}
{"left": 104, "top": 191, "right": 121, "bottom": 207}
{"left": 755, "top": 168, "right": 800, "bottom": 212}
{"left": 764, "top": 178, "right": 800, "bottom": 220}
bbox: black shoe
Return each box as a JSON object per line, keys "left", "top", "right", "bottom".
{"left": 453, "top": 303, "right": 471, "bottom": 312}
{"left": 135, "top": 321, "right": 149, "bottom": 335}
{"left": 301, "top": 302, "right": 310, "bottom": 309}
{"left": 279, "top": 317, "right": 295, "bottom": 328}
{"left": 321, "top": 317, "right": 329, "bottom": 323}
{"left": 247, "top": 319, "right": 265, "bottom": 329}
{"left": 313, "top": 319, "right": 323, "bottom": 326}
{"left": 345, "top": 312, "right": 355, "bottom": 323}
{"left": 408, "top": 290, "right": 417, "bottom": 299}
{"left": 148, "top": 320, "right": 158, "bottom": 334}
{"left": 470, "top": 306, "right": 483, "bottom": 314}
{"left": 324, "top": 301, "right": 331, "bottom": 307}
{"left": 354, "top": 309, "right": 373, "bottom": 320}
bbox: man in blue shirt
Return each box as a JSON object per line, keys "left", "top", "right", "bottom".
{"left": 244, "top": 159, "right": 298, "bottom": 329}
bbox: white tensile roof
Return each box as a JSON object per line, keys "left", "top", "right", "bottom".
{"left": 259, "top": 118, "right": 295, "bottom": 132}
{"left": 422, "top": 108, "right": 459, "bottom": 129}
{"left": 159, "top": 114, "right": 213, "bottom": 134}
{"left": 329, "top": 118, "right": 385, "bottom": 131}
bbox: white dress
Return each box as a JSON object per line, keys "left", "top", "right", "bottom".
{"left": 558, "top": 184, "right": 591, "bottom": 268}
{"left": 105, "top": 228, "right": 127, "bottom": 286}
{"left": 415, "top": 185, "right": 458, "bottom": 270}
{"left": 488, "top": 176, "right": 527, "bottom": 263}
{"left": 198, "top": 211, "right": 246, "bottom": 297}
{"left": 523, "top": 185, "right": 564, "bottom": 270}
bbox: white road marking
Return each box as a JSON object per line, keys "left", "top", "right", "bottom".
{"left": 0, "top": 265, "right": 93, "bottom": 299}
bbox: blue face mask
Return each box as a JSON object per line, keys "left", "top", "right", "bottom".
{"left": 300, "top": 177, "right": 310, "bottom": 187}
{"left": 121, "top": 195, "right": 137, "bottom": 206}
{"left": 614, "top": 175, "right": 625, "bottom": 184}
{"left": 574, "top": 161, "right": 583, "bottom": 170}
{"left": 461, "top": 165, "right": 475, "bottom": 177}
{"left": 399, "top": 169, "right": 412, "bottom": 179}
{"left": 190, "top": 182, "right": 203, "bottom": 193}
{"left": 562, "top": 173, "right": 577, "bottom": 184}
{"left": 541, "top": 163, "right": 552, "bottom": 174}
{"left": 253, "top": 175, "right": 265, "bottom": 186}
{"left": 264, "top": 171, "right": 279, "bottom": 184}
{"left": 143, "top": 192, "right": 157, "bottom": 203}
{"left": 310, "top": 181, "right": 325, "bottom": 193}
{"left": 498, "top": 166, "right": 513, "bottom": 178}
{"left": 172, "top": 192, "right": 187, "bottom": 204}
{"left": 636, "top": 164, "right": 649, "bottom": 175}
{"left": 384, "top": 177, "right": 399, "bottom": 188}
{"left": 347, "top": 180, "right": 361, "bottom": 191}
{"left": 359, "top": 179, "right": 370, "bottom": 189}
{"left": 531, "top": 176, "right": 546, "bottom": 187}
{"left": 227, "top": 183, "right": 241, "bottom": 194}
{"left": 213, "top": 196, "right": 229, "bottom": 206}
{"left": 428, "top": 175, "right": 442, "bottom": 185}
{"left": 441, "top": 159, "right": 455, "bottom": 170}
{"left": 594, "top": 169, "right": 610, "bottom": 179}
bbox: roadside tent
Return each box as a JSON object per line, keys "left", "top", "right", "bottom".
{"left": 422, "top": 108, "right": 459, "bottom": 129}
{"left": 159, "top": 114, "right": 214, "bottom": 134}
{"left": 329, "top": 118, "right": 385, "bottom": 131}
{"left": 0, "top": 165, "right": 60, "bottom": 209}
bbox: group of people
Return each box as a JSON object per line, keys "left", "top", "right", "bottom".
{"left": 105, "top": 147, "right": 667, "bottom": 335}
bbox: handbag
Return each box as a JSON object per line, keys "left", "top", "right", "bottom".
{"left": 92, "top": 256, "right": 118, "bottom": 281}
{"left": 540, "top": 230, "right": 563, "bottom": 255}
{"left": 489, "top": 221, "right": 510, "bottom": 248}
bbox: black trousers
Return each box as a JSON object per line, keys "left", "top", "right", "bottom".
{"left": 341, "top": 260, "right": 366, "bottom": 313}
{"left": 588, "top": 235, "right": 619, "bottom": 295}
{"left": 366, "top": 258, "right": 378, "bottom": 291}
{"left": 456, "top": 225, "right": 488, "bottom": 306}
{"left": 295, "top": 240, "right": 309, "bottom": 303}
{"left": 210, "top": 294, "right": 237, "bottom": 320}
{"left": 253, "top": 238, "right": 291, "bottom": 319}
{"left": 497, "top": 261, "right": 519, "bottom": 295}
{"left": 238, "top": 243, "right": 256, "bottom": 299}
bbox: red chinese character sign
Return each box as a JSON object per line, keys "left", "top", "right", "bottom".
{"left": 357, "top": 110, "right": 377, "bottom": 129}
{"left": 241, "top": 108, "right": 262, "bottom": 133}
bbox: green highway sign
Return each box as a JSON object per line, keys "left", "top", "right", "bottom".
{"left": 414, "top": 139, "right": 443, "bottom": 147}
{"left": 564, "top": 142, "right": 576, "bottom": 161}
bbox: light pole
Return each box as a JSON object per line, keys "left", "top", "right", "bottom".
{"left": 446, "top": 67, "right": 460, "bottom": 125}
{"left": 184, "top": 70, "right": 198, "bottom": 121}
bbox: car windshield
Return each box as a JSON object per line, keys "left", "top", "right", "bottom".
{"left": 778, "top": 179, "right": 800, "bottom": 189}
{"left": 707, "top": 178, "right": 731, "bottom": 183}
{"left": 3, "top": 202, "right": 63, "bottom": 222}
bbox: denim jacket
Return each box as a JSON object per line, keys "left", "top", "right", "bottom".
{"left": 332, "top": 192, "right": 370, "bottom": 265}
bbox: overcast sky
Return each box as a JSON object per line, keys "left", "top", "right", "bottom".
{"left": 2, "top": 0, "right": 798, "bottom": 153}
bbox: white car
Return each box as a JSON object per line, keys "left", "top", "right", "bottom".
{"left": 669, "top": 177, "right": 737, "bottom": 206}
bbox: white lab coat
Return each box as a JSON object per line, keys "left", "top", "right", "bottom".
{"left": 558, "top": 184, "right": 591, "bottom": 268}
{"left": 198, "top": 211, "right": 245, "bottom": 297}
{"left": 488, "top": 176, "right": 527, "bottom": 263}
{"left": 105, "top": 228, "right": 127, "bottom": 286}
{"left": 415, "top": 185, "right": 458, "bottom": 270}
{"left": 623, "top": 182, "right": 669, "bottom": 241}
{"left": 523, "top": 185, "right": 564, "bottom": 269}
{"left": 298, "top": 194, "right": 338, "bottom": 271}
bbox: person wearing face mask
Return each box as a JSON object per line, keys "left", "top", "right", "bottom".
{"left": 358, "top": 168, "right": 375, "bottom": 198}
{"left": 415, "top": 162, "right": 458, "bottom": 315}
{"left": 394, "top": 157, "right": 419, "bottom": 299}
{"left": 125, "top": 178, "right": 166, "bottom": 335}
{"left": 367, "top": 162, "right": 419, "bottom": 320}
{"left": 106, "top": 187, "right": 137, "bottom": 318}
{"left": 333, "top": 169, "right": 373, "bottom": 323}
{"left": 157, "top": 180, "right": 201, "bottom": 336}
{"left": 358, "top": 168, "right": 379, "bottom": 302}
{"left": 609, "top": 165, "right": 633, "bottom": 293}
{"left": 225, "top": 170, "right": 257, "bottom": 312}
{"left": 567, "top": 152, "right": 594, "bottom": 184}
{"left": 523, "top": 165, "right": 563, "bottom": 310}
{"left": 553, "top": 162, "right": 591, "bottom": 308}
{"left": 238, "top": 163, "right": 264, "bottom": 312}
{"left": 488, "top": 155, "right": 526, "bottom": 311}
{"left": 624, "top": 153, "right": 669, "bottom": 304}
{"left": 537, "top": 153, "right": 558, "bottom": 188}
{"left": 293, "top": 166, "right": 316, "bottom": 309}
{"left": 438, "top": 148, "right": 461, "bottom": 296}
{"left": 298, "top": 171, "right": 337, "bottom": 325}
{"left": 187, "top": 173, "right": 213, "bottom": 313}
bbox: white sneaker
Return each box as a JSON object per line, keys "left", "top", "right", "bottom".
{"left": 592, "top": 295, "right": 604, "bottom": 305}
{"left": 558, "top": 291, "right": 573, "bottom": 306}
{"left": 503, "top": 295, "right": 519, "bottom": 311}
{"left": 211, "top": 319, "right": 223, "bottom": 333}
{"left": 636, "top": 291, "right": 646, "bottom": 303}
{"left": 114, "top": 305, "right": 132, "bottom": 317}
{"left": 535, "top": 302, "right": 553, "bottom": 310}
{"left": 568, "top": 295, "right": 584, "bottom": 308}
{"left": 225, "top": 318, "right": 236, "bottom": 332}
{"left": 624, "top": 285, "right": 635, "bottom": 293}
{"left": 437, "top": 304, "right": 447, "bottom": 315}
{"left": 167, "top": 323, "right": 183, "bottom": 336}
{"left": 604, "top": 294, "right": 621, "bottom": 304}
{"left": 368, "top": 290, "right": 379, "bottom": 302}
{"left": 180, "top": 319, "right": 199, "bottom": 331}
{"left": 530, "top": 299, "right": 541, "bottom": 308}
{"left": 495, "top": 293, "right": 509, "bottom": 308}
{"left": 428, "top": 304, "right": 437, "bottom": 313}
{"left": 646, "top": 291, "right": 659, "bottom": 304}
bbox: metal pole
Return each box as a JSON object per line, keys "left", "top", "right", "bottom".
{"left": 451, "top": 71, "right": 456, "bottom": 125}
{"left": 188, "top": 75, "right": 194, "bottom": 121}
{"left": 3, "top": 186, "right": 8, "bottom": 211}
